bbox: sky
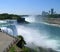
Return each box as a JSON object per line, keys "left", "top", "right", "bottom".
{"left": 0, "top": 0, "right": 60, "bottom": 15}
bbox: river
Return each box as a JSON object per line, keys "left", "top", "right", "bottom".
{"left": 0, "top": 16, "right": 60, "bottom": 52}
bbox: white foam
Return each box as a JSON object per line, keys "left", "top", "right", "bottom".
{"left": 25, "top": 15, "right": 60, "bottom": 27}
{"left": 0, "top": 27, "right": 13, "bottom": 35}
{"left": 0, "top": 20, "right": 7, "bottom": 23}
{"left": 16, "top": 24, "right": 59, "bottom": 51}
{"left": 25, "top": 16, "right": 35, "bottom": 22}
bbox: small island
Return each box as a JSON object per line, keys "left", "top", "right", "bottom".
{"left": 0, "top": 13, "right": 29, "bottom": 23}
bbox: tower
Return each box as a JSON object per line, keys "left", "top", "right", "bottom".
{"left": 51, "top": 8, "right": 54, "bottom": 15}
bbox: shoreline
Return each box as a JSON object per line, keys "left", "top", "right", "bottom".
{"left": 43, "top": 18, "right": 60, "bottom": 27}
{"left": 40, "top": 21, "right": 60, "bottom": 27}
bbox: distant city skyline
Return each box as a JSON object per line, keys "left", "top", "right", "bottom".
{"left": 0, "top": 0, "right": 60, "bottom": 15}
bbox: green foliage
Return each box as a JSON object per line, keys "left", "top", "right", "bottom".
{"left": 0, "top": 13, "right": 28, "bottom": 23}
{"left": 22, "top": 47, "right": 30, "bottom": 52}
{"left": 9, "top": 36, "right": 29, "bottom": 52}
{"left": 9, "top": 46, "right": 15, "bottom": 52}
{"left": 17, "top": 35, "right": 24, "bottom": 39}
{"left": 0, "top": 13, "right": 21, "bottom": 20}
{"left": 16, "top": 35, "right": 26, "bottom": 48}
{"left": 48, "top": 14, "right": 60, "bottom": 18}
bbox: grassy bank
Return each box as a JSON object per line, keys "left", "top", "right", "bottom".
{"left": 9, "top": 44, "right": 30, "bottom": 52}
{"left": 9, "top": 36, "right": 57, "bottom": 52}
{"left": 9, "top": 36, "right": 30, "bottom": 52}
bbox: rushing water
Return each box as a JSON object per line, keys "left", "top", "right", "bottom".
{"left": 0, "top": 16, "right": 60, "bottom": 52}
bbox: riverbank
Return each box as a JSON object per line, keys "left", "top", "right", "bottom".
{"left": 8, "top": 35, "right": 58, "bottom": 52}
{"left": 43, "top": 18, "right": 60, "bottom": 27}
{"left": 9, "top": 45, "right": 57, "bottom": 52}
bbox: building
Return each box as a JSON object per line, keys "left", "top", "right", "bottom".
{"left": 42, "top": 11, "right": 49, "bottom": 16}
{"left": 51, "top": 8, "right": 54, "bottom": 15}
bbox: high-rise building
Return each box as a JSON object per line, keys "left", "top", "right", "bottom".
{"left": 51, "top": 8, "right": 54, "bottom": 15}
{"left": 42, "top": 11, "right": 49, "bottom": 16}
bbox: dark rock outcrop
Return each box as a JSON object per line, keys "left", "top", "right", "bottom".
{"left": 17, "top": 18, "right": 29, "bottom": 24}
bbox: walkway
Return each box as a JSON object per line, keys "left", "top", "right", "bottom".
{"left": 0, "top": 32, "right": 15, "bottom": 52}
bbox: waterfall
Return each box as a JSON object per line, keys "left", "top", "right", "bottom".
{"left": 25, "top": 15, "right": 44, "bottom": 23}
{"left": 25, "top": 16, "right": 35, "bottom": 22}
{"left": 0, "top": 18, "right": 59, "bottom": 52}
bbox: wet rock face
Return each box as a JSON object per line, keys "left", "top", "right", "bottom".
{"left": 17, "top": 18, "right": 25, "bottom": 23}
{"left": 17, "top": 18, "right": 29, "bottom": 24}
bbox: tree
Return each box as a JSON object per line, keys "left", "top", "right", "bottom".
{"left": 16, "top": 36, "right": 26, "bottom": 48}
